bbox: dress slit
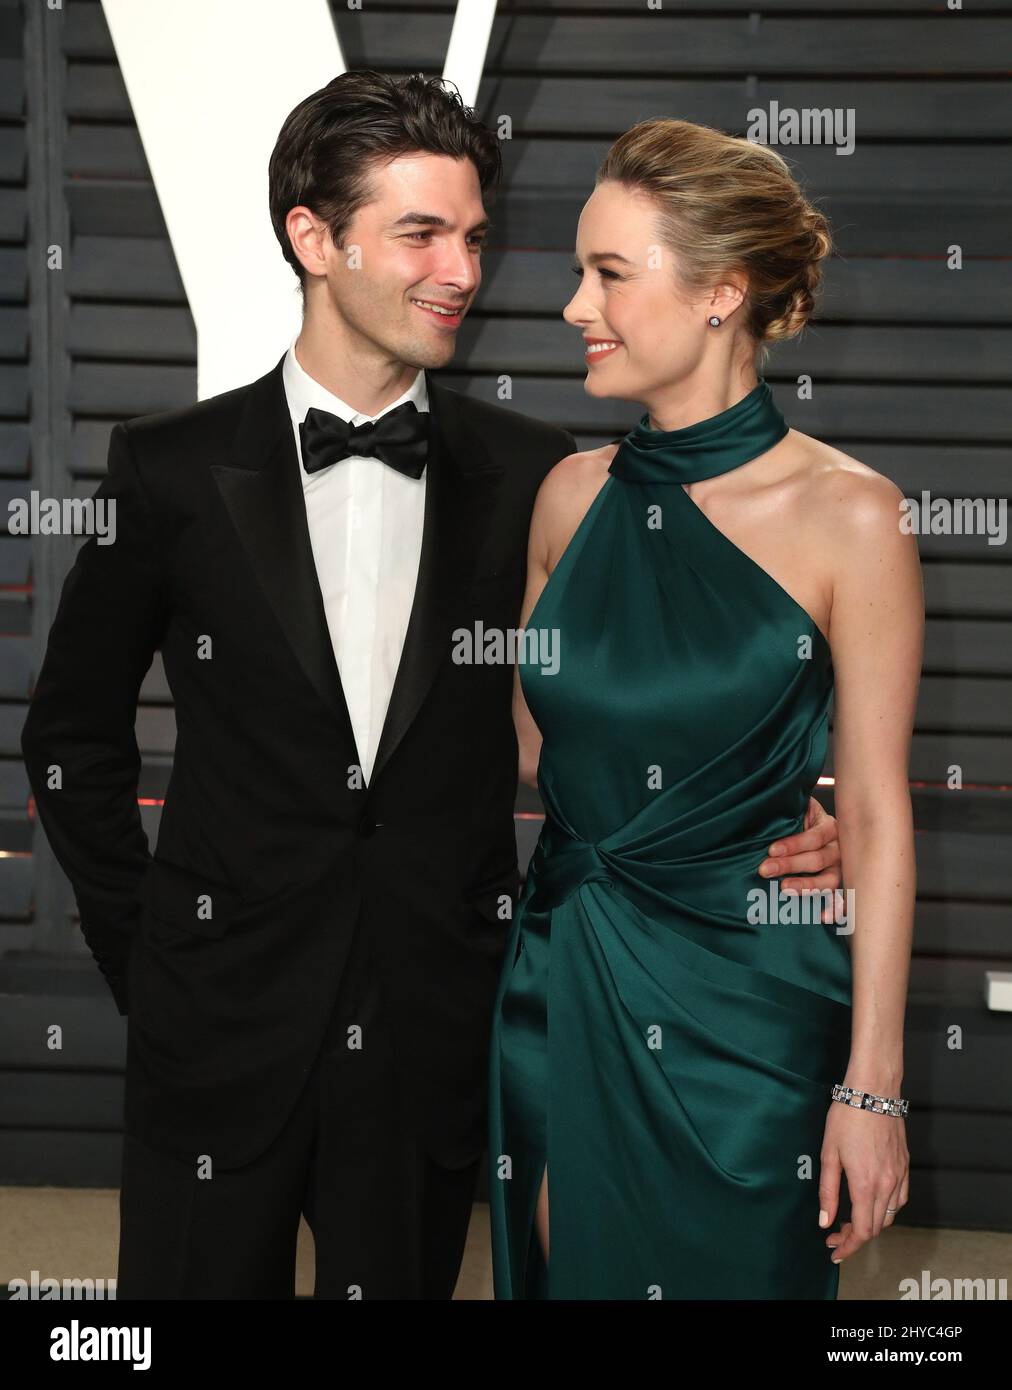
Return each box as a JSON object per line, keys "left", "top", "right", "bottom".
{"left": 519, "top": 920, "right": 549, "bottom": 1300}
{"left": 524, "top": 1218, "right": 548, "bottom": 1297}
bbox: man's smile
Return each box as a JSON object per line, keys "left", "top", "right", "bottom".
{"left": 411, "top": 296, "right": 465, "bottom": 328}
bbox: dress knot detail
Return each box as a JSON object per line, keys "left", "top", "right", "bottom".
{"left": 527, "top": 818, "right": 612, "bottom": 913}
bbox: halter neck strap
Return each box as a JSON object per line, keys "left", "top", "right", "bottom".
{"left": 608, "top": 380, "right": 788, "bottom": 485}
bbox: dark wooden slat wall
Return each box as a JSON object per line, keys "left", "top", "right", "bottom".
{"left": 0, "top": 0, "right": 30, "bottom": 985}
{"left": 0, "top": 0, "right": 1009, "bottom": 1234}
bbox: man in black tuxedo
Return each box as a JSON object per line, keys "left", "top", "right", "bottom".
{"left": 21, "top": 71, "right": 843, "bottom": 1298}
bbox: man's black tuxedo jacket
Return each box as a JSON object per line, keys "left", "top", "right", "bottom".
{"left": 21, "top": 351, "right": 576, "bottom": 1170}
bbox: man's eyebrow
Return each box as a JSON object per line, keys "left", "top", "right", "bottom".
{"left": 391, "top": 211, "right": 492, "bottom": 233}
{"left": 571, "top": 251, "right": 635, "bottom": 268}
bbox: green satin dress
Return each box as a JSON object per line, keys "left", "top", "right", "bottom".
{"left": 487, "top": 380, "right": 853, "bottom": 1300}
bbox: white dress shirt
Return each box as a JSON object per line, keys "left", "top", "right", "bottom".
{"left": 282, "top": 334, "right": 428, "bottom": 786}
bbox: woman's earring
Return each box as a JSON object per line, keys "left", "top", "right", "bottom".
{"left": 708, "top": 315, "right": 722, "bottom": 327}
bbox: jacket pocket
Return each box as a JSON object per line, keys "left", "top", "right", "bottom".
{"left": 143, "top": 857, "right": 243, "bottom": 940}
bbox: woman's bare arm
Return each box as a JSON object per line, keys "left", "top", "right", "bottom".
{"left": 514, "top": 453, "right": 606, "bottom": 788}
{"left": 818, "top": 464, "right": 923, "bottom": 1260}
{"left": 829, "top": 468, "right": 922, "bottom": 1092}
{"left": 514, "top": 526, "right": 549, "bottom": 788}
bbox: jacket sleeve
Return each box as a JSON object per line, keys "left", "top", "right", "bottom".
{"left": 20, "top": 422, "right": 169, "bottom": 1015}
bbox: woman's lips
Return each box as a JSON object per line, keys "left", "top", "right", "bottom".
{"left": 584, "top": 339, "right": 623, "bottom": 362}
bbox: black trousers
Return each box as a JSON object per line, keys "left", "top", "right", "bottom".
{"left": 115, "top": 909, "right": 481, "bottom": 1299}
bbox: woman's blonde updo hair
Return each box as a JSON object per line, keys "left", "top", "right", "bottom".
{"left": 595, "top": 118, "right": 832, "bottom": 362}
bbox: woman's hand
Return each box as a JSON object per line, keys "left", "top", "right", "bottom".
{"left": 759, "top": 796, "right": 844, "bottom": 921}
{"left": 818, "top": 1102, "right": 910, "bottom": 1264}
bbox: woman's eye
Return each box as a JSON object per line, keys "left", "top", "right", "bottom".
{"left": 570, "top": 266, "right": 618, "bottom": 281}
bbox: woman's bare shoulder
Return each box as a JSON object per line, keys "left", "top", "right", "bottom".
{"left": 788, "top": 431, "right": 908, "bottom": 542}
{"left": 536, "top": 443, "right": 616, "bottom": 507}
{"left": 531, "top": 444, "right": 617, "bottom": 564}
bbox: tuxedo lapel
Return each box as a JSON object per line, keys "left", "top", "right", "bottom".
{"left": 211, "top": 355, "right": 504, "bottom": 788}
{"left": 368, "top": 371, "right": 503, "bottom": 789}
{"left": 211, "top": 352, "right": 358, "bottom": 757}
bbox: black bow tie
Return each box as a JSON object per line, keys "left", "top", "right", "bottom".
{"left": 299, "top": 400, "right": 429, "bottom": 480}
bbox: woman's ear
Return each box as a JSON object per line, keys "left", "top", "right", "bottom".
{"left": 708, "top": 279, "right": 747, "bottom": 323}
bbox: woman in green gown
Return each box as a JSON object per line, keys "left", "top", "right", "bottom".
{"left": 487, "top": 120, "right": 921, "bottom": 1300}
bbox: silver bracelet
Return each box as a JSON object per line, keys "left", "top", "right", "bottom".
{"left": 832, "top": 1083, "right": 909, "bottom": 1117}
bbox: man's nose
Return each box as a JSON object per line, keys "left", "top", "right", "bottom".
{"left": 436, "top": 240, "right": 479, "bottom": 291}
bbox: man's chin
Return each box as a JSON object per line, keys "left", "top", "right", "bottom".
{"left": 399, "top": 336, "right": 458, "bottom": 371}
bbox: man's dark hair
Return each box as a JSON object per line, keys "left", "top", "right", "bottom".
{"left": 268, "top": 69, "right": 502, "bottom": 287}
